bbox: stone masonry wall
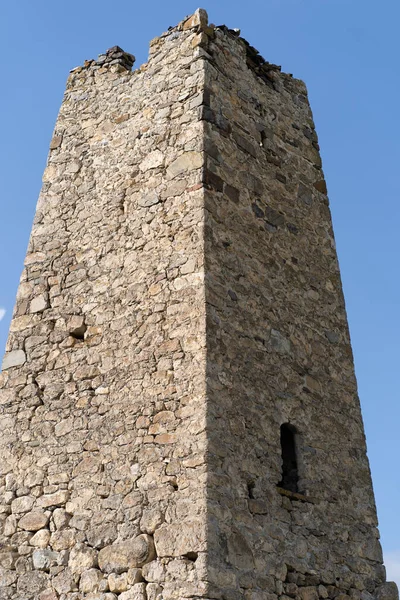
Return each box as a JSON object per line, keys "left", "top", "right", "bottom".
{"left": 0, "top": 13, "right": 211, "bottom": 600}
{"left": 200, "top": 20, "right": 396, "bottom": 600}
{"left": 0, "top": 8, "right": 398, "bottom": 600}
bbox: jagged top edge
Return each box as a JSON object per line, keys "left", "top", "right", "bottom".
{"left": 70, "top": 8, "right": 289, "bottom": 79}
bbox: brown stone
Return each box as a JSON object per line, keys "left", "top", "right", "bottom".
{"left": 182, "top": 8, "right": 208, "bottom": 30}
{"left": 19, "top": 511, "right": 49, "bottom": 531}
{"left": 50, "top": 135, "right": 62, "bottom": 149}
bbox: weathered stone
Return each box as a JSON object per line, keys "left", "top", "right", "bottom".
{"left": 127, "top": 567, "right": 144, "bottom": 585}
{"left": 86, "top": 523, "right": 118, "bottom": 549}
{"left": 32, "top": 549, "right": 59, "bottom": 571}
{"left": 120, "top": 583, "right": 147, "bottom": 600}
{"left": 108, "top": 572, "right": 128, "bottom": 592}
{"left": 17, "top": 571, "right": 49, "bottom": 595}
{"left": 19, "top": 510, "right": 49, "bottom": 531}
{"left": 68, "top": 315, "right": 87, "bottom": 339}
{"left": 325, "top": 330, "right": 340, "bottom": 344}
{"left": 138, "top": 191, "right": 160, "bottom": 208}
{"left": 313, "top": 179, "right": 328, "bottom": 194}
{"left": 0, "top": 550, "right": 17, "bottom": 570}
{"left": 0, "top": 8, "right": 395, "bottom": 600}
{"left": 3, "top": 514, "right": 17, "bottom": 536}
{"left": 38, "top": 490, "right": 69, "bottom": 508}
{"left": 139, "top": 150, "right": 164, "bottom": 171}
{"left": 52, "top": 567, "right": 77, "bottom": 593}
{"left": 49, "top": 135, "right": 63, "bottom": 149}
{"left": 39, "top": 590, "right": 58, "bottom": 600}
{"left": 299, "top": 587, "right": 319, "bottom": 600}
{"left": 98, "top": 535, "right": 155, "bottom": 573}
{"left": 154, "top": 521, "right": 205, "bottom": 557}
{"left": 377, "top": 583, "right": 399, "bottom": 600}
{"left": 69, "top": 543, "right": 98, "bottom": 574}
{"left": 30, "top": 294, "right": 48, "bottom": 313}
{"left": 147, "top": 582, "right": 163, "bottom": 600}
{"left": 2, "top": 349, "right": 26, "bottom": 370}
{"left": 11, "top": 495, "right": 34, "bottom": 514}
{"left": 142, "top": 560, "right": 165, "bottom": 583}
{"left": 166, "top": 151, "right": 203, "bottom": 177}
{"left": 79, "top": 568, "right": 103, "bottom": 592}
{"left": 270, "top": 329, "right": 291, "bottom": 354}
{"left": 30, "top": 528, "right": 51, "bottom": 547}
{"left": 182, "top": 8, "right": 208, "bottom": 30}
{"left": 140, "top": 508, "right": 164, "bottom": 534}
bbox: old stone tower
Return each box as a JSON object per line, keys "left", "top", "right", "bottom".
{"left": 0, "top": 8, "right": 397, "bottom": 600}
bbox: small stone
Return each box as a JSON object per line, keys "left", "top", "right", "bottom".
{"left": 376, "top": 583, "right": 399, "bottom": 600}
{"left": 98, "top": 535, "right": 155, "bottom": 574}
{"left": 167, "top": 152, "right": 203, "bottom": 178}
{"left": 313, "top": 179, "right": 327, "bottom": 194}
{"left": 66, "top": 160, "right": 81, "bottom": 174}
{"left": 4, "top": 514, "right": 17, "bottom": 536}
{"left": 120, "top": 583, "right": 147, "bottom": 600}
{"left": 38, "top": 490, "right": 69, "bottom": 508}
{"left": 50, "top": 528, "right": 76, "bottom": 551}
{"left": 53, "top": 507, "right": 70, "bottom": 529}
{"left": 108, "top": 572, "right": 128, "bottom": 592}
{"left": 318, "top": 585, "right": 329, "bottom": 599}
{"left": 147, "top": 583, "right": 163, "bottom": 600}
{"left": 299, "top": 587, "right": 319, "bottom": 600}
{"left": 142, "top": 560, "right": 165, "bottom": 583}
{"left": 30, "top": 294, "right": 48, "bottom": 313}
{"left": 32, "top": 549, "right": 59, "bottom": 571}
{"left": 182, "top": 8, "right": 208, "bottom": 30}
{"left": 68, "top": 543, "right": 98, "bottom": 574}
{"left": 0, "top": 550, "right": 17, "bottom": 570}
{"left": 86, "top": 523, "right": 118, "bottom": 549}
{"left": 304, "top": 375, "right": 320, "bottom": 393}
{"left": 325, "top": 330, "right": 339, "bottom": 344}
{"left": 11, "top": 495, "right": 34, "bottom": 513}
{"left": 2, "top": 349, "right": 26, "bottom": 370}
{"left": 79, "top": 568, "right": 103, "bottom": 593}
{"left": 138, "top": 192, "right": 160, "bottom": 208}
{"left": 31, "top": 529, "right": 51, "bottom": 548}
{"left": 154, "top": 521, "right": 205, "bottom": 557}
{"left": 52, "top": 568, "right": 77, "bottom": 593}
{"left": 16, "top": 571, "right": 49, "bottom": 595}
{"left": 39, "top": 591, "right": 58, "bottom": 600}
{"left": 140, "top": 508, "right": 164, "bottom": 534}
{"left": 127, "top": 568, "right": 143, "bottom": 585}
{"left": 19, "top": 510, "right": 49, "bottom": 531}
{"left": 270, "top": 329, "right": 291, "bottom": 354}
{"left": 139, "top": 150, "right": 164, "bottom": 171}
{"left": 50, "top": 135, "right": 63, "bottom": 149}
{"left": 0, "top": 566, "right": 17, "bottom": 587}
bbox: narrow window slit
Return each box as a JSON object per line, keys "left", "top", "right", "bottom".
{"left": 247, "top": 481, "right": 255, "bottom": 499}
{"left": 278, "top": 423, "right": 299, "bottom": 493}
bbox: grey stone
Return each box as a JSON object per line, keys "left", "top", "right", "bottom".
{"left": 2, "top": 350, "right": 26, "bottom": 370}
{"left": 32, "top": 549, "right": 59, "bottom": 571}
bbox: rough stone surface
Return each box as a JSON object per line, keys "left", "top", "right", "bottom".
{"left": 1, "top": 350, "right": 26, "bottom": 370}
{"left": 18, "top": 510, "right": 49, "bottom": 531}
{"left": 98, "top": 535, "right": 155, "bottom": 573}
{"left": 0, "top": 8, "right": 396, "bottom": 600}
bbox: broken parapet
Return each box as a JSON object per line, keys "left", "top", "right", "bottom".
{"left": 71, "top": 45, "right": 135, "bottom": 73}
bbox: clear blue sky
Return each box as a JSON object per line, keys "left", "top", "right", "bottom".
{"left": 1, "top": 0, "right": 399, "bottom": 584}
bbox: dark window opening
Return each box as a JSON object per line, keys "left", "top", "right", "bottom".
{"left": 247, "top": 481, "right": 255, "bottom": 499}
{"left": 278, "top": 423, "right": 299, "bottom": 493}
{"left": 184, "top": 551, "right": 198, "bottom": 562}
